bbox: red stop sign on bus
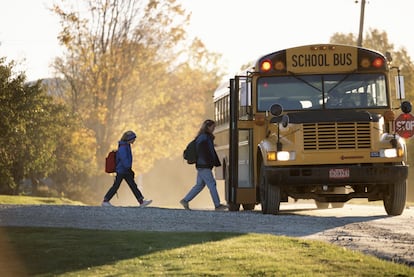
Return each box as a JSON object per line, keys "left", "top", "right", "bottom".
{"left": 395, "top": 113, "right": 414, "bottom": 139}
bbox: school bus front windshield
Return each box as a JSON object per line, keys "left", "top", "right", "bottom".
{"left": 257, "top": 73, "right": 388, "bottom": 111}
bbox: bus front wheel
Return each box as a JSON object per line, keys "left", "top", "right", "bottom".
{"left": 259, "top": 163, "right": 280, "bottom": 215}
{"left": 383, "top": 181, "right": 406, "bottom": 216}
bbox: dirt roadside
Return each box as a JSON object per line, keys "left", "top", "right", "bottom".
{"left": 292, "top": 203, "right": 414, "bottom": 266}
{"left": 0, "top": 202, "right": 413, "bottom": 266}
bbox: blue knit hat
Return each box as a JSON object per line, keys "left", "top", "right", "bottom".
{"left": 122, "top": 131, "right": 137, "bottom": 142}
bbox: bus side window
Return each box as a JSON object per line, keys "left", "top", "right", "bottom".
{"left": 240, "top": 82, "right": 251, "bottom": 107}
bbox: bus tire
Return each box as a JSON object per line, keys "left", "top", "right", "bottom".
{"left": 383, "top": 181, "right": 406, "bottom": 216}
{"left": 259, "top": 163, "right": 280, "bottom": 215}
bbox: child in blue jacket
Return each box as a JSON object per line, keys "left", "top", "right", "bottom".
{"left": 102, "top": 131, "right": 152, "bottom": 207}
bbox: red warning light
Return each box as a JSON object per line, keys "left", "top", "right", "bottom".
{"left": 372, "top": 57, "right": 384, "bottom": 68}
{"left": 261, "top": 60, "right": 272, "bottom": 72}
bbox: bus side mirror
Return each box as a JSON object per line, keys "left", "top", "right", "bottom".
{"left": 270, "top": 104, "right": 289, "bottom": 127}
{"left": 401, "top": 101, "right": 412, "bottom": 114}
{"left": 270, "top": 104, "right": 283, "bottom": 116}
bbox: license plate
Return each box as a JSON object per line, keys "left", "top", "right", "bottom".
{"left": 329, "top": 168, "right": 350, "bottom": 179}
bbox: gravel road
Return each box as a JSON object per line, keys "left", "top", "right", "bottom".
{"left": 0, "top": 202, "right": 413, "bottom": 266}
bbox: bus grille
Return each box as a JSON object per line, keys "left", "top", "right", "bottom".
{"left": 303, "top": 122, "right": 371, "bottom": 150}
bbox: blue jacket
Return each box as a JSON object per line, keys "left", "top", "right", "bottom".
{"left": 116, "top": 141, "right": 132, "bottom": 174}
{"left": 196, "top": 133, "right": 221, "bottom": 169}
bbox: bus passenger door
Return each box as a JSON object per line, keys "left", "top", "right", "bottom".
{"left": 226, "top": 76, "right": 256, "bottom": 211}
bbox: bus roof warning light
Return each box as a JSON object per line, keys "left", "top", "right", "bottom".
{"left": 261, "top": 60, "right": 272, "bottom": 72}
{"left": 360, "top": 58, "right": 371, "bottom": 68}
{"left": 274, "top": 61, "right": 285, "bottom": 71}
{"left": 372, "top": 57, "right": 384, "bottom": 68}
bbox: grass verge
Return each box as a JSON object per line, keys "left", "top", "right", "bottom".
{"left": 0, "top": 195, "right": 84, "bottom": 205}
{"left": 1, "top": 227, "right": 413, "bottom": 276}
{"left": 1, "top": 195, "right": 413, "bottom": 276}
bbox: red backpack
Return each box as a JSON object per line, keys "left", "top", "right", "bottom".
{"left": 105, "top": 144, "right": 127, "bottom": 173}
{"left": 105, "top": 150, "right": 117, "bottom": 173}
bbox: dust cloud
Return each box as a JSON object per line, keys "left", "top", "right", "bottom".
{"left": 106, "top": 157, "right": 226, "bottom": 210}
{"left": 98, "top": 157, "right": 414, "bottom": 207}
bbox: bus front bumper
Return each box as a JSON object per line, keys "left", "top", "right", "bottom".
{"left": 264, "top": 164, "right": 408, "bottom": 186}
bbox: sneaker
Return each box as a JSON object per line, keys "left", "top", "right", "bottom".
{"left": 101, "top": 201, "right": 113, "bottom": 207}
{"left": 180, "top": 199, "right": 190, "bottom": 210}
{"left": 215, "top": 204, "right": 228, "bottom": 211}
{"left": 140, "top": 199, "right": 152, "bottom": 208}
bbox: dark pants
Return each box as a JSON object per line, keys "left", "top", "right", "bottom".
{"left": 103, "top": 171, "right": 144, "bottom": 204}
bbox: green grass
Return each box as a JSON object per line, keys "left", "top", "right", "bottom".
{"left": 1, "top": 227, "right": 413, "bottom": 276}
{"left": 1, "top": 195, "right": 413, "bottom": 276}
{"left": 0, "top": 195, "right": 84, "bottom": 205}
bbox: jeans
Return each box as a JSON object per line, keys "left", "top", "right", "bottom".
{"left": 104, "top": 171, "right": 144, "bottom": 204}
{"left": 183, "top": 168, "right": 220, "bottom": 207}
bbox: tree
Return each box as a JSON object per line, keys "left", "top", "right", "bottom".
{"left": 52, "top": 0, "right": 222, "bottom": 174}
{"left": 330, "top": 28, "right": 414, "bottom": 101}
{"left": 0, "top": 58, "right": 23, "bottom": 193}
{"left": 0, "top": 58, "right": 94, "bottom": 195}
{"left": 0, "top": 58, "right": 57, "bottom": 194}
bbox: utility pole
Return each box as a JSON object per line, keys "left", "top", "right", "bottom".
{"left": 357, "top": 0, "right": 366, "bottom": 47}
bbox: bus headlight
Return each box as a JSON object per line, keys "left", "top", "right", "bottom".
{"left": 381, "top": 148, "right": 397, "bottom": 158}
{"left": 277, "top": 151, "right": 291, "bottom": 161}
{"left": 267, "top": 151, "right": 296, "bottom": 161}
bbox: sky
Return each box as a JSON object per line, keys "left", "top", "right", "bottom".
{"left": 0, "top": 0, "right": 413, "bottom": 81}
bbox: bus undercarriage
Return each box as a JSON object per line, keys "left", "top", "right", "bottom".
{"left": 258, "top": 162, "right": 408, "bottom": 215}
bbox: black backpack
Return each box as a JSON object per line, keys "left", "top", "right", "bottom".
{"left": 183, "top": 139, "right": 197, "bottom": 164}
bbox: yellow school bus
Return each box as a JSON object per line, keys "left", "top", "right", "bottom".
{"left": 214, "top": 44, "right": 411, "bottom": 215}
